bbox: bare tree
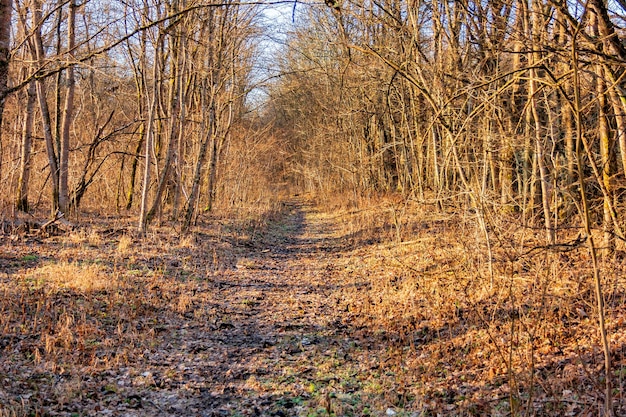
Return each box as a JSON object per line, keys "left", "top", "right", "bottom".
{"left": 15, "top": 80, "right": 36, "bottom": 212}
{"left": 58, "top": 0, "right": 77, "bottom": 213}
{"left": 0, "top": 0, "right": 12, "bottom": 177}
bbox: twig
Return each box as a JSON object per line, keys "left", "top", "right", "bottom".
{"left": 39, "top": 210, "right": 65, "bottom": 231}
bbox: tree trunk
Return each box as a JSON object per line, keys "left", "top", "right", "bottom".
{"left": 205, "top": 130, "right": 220, "bottom": 212}
{"left": 572, "top": 40, "right": 613, "bottom": 417}
{"left": 16, "top": 81, "right": 36, "bottom": 212}
{"left": 528, "top": 0, "right": 554, "bottom": 243}
{"left": 183, "top": 85, "right": 213, "bottom": 232}
{"left": 605, "top": 74, "right": 626, "bottom": 180}
{"left": 590, "top": 11, "right": 616, "bottom": 255}
{"left": 146, "top": 25, "right": 184, "bottom": 223}
{"left": 32, "top": 0, "right": 59, "bottom": 212}
{"left": 0, "top": 0, "right": 12, "bottom": 178}
{"left": 597, "top": 72, "right": 614, "bottom": 255}
{"left": 59, "top": 0, "right": 77, "bottom": 213}
{"left": 171, "top": 58, "right": 191, "bottom": 220}
{"left": 138, "top": 67, "right": 160, "bottom": 233}
{"left": 530, "top": 76, "right": 554, "bottom": 244}
{"left": 125, "top": 15, "right": 148, "bottom": 211}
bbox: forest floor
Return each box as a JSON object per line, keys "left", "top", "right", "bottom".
{"left": 1, "top": 197, "right": 626, "bottom": 416}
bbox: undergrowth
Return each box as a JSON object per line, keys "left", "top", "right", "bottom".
{"left": 0, "top": 203, "right": 285, "bottom": 416}
{"left": 1, "top": 192, "right": 625, "bottom": 416}
{"left": 317, "top": 192, "right": 626, "bottom": 415}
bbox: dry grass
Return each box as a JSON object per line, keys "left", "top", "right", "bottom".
{"left": 117, "top": 234, "right": 133, "bottom": 253}
{"left": 314, "top": 192, "right": 626, "bottom": 415}
{"left": 23, "top": 261, "right": 117, "bottom": 293}
{"left": 1, "top": 191, "right": 625, "bottom": 415}
{"left": 0, "top": 191, "right": 304, "bottom": 415}
{"left": 0, "top": 404, "right": 28, "bottom": 417}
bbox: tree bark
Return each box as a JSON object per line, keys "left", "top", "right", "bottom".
{"left": 138, "top": 69, "right": 160, "bottom": 233}
{"left": 31, "top": 0, "right": 60, "bottom": 212}
{"left": 597, "top": 72, "right": 614, "bottom": 254}
{"left": 59, "top": 0, "right": 77, "bottom": 213}
{"left": 183, "top": 83, "right": 213, "bottom": 231}
{"left": 146, "top": 16, "right": 184, "bottom": 223}
{"left": 16, "top": 81, "right": 36, "bottom": 212}
{"left": 528, "top": 0, "right": 554, "bottom": 243}
{"left": 0, "top": 0, "right": 12, "bottom": 178}
{"left": 138, "top": 12, "right": 165, "bottom": 233}
{"left": 125, "top": 10, "right": 148, "bottom": 211}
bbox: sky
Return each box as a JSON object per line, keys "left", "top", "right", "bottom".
{"left": 246, "top": 1, "right": 298, "bottom": 109}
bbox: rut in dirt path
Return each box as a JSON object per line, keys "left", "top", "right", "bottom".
{"left": 139, "top": 199, "right": 365, "bottom": 416}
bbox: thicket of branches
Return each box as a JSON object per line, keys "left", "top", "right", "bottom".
{"left": 272, "top": 0, "right": 626, "bottom": 251}
{"left": 0, "top": 0, "right": 286, "bottom": 232}
{"left": 6, "top": 0, "right": 624, "bottom": 246}
{"left": 266, "top": 2, "right": 626, "bottom": 412}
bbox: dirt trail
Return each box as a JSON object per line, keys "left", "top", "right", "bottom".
{"left": 7, "top": 198, "right": 625, "bottom": 416}
{"left": 0, "top": 199, "right": 405, "bottom": 416}
{"left": 127, "top": 200, "right": 380, "bottom": 416}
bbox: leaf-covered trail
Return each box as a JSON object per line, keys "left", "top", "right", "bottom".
{"left": 133, "top": 200, "right": 390, "bottom": 416}
{"left": 3, "top": 199, "right": 413, "bottom": 417}
{"left": 6, "top": 198, "right": 621, "bottom": 416}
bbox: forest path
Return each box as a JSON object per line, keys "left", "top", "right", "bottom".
{"left": 6, "top": 196, "right": 623, "bottom": 416}
{"left": 1, "top": 199, "right": 408, "bottom": 416}
{"left": 134, "top": 200, "right": 389, "bottom": 416}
